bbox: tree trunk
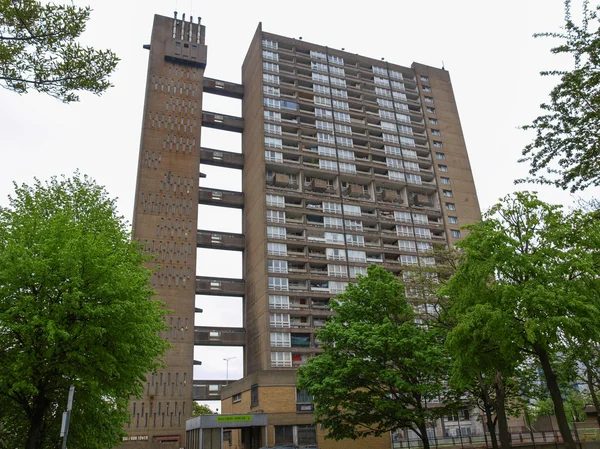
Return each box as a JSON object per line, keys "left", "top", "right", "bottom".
{"left": 478, "top": 372, "right": 499, "bottom": 449}
{"left": 494, "top": 371, "right": 511, "bottom": 449}
{"left": 25, "top": 393, "right": 47, "bottom": 449}
{"left": 417, "top": 421, "right": 431, "bottom": 449}
{"left": 585, "top": 364, "right": 600, "bottom": 427}
{"left": 533, "top": 342, "right": 577, "bottom": 449}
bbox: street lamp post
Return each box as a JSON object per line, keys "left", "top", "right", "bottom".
{"left": 223, "top": 357, "right": 236, "bottom": 385}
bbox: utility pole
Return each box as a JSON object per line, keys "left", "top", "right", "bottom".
{"left": 61, "top": 385, "right": 75, "bottom": 449}
{"left": 223, "top": 357, "right": 236, "bottom": 385}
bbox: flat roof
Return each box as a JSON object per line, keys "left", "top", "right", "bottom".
{"left": 186, "top": 413, "right": 268, "bottom": 430}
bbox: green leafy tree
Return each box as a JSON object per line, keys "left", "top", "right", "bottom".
{"left": 519, "top": 1, "right": 600, "bottom": 192}
{"left": 531, "top": 389, "right": 588, "bottom": 423}
{"left": 0, "top": 0, "right": 119, "bottom": 102}
{"left": 192, "top": 403, "right": 214, "bottom": 416}
{"left": 440, "top": 191, "right": 600, "bottom": 449}
{"left": 0, "top": 174, "right": 170, "bottom": 449}
{"left": 297, "top": 266, "right": 454, "bottom": 449}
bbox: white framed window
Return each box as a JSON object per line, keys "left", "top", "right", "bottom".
{"left": 374, "top": 76, "right": 388, "bottom": 86}
{"left": 395, "top": 102, "right": 410, "bottom": 111}
{"left": 418, "top": 242, "right": 433, "bottom": 252}
{"left": 332, "top": 99, "right": 349, "bottom": 110}
{"left": 434, "top": 141, "right": 443, "bottom": 148}
{"left": 269, "top": 295, "right": 290, "bottom": 309}
{"left": 386, "top": 157, "right": 403, "bottom": 169}
{"left": 432, "top": 129, "right": 441, "bottom": 136}
{"left": 325, "top": 232, "right": 344, "bottom": 245}
{"left": 264, "top": 97, "right": 281, "bottom": 109}
{"left": 329, "top": 65, "right": 345, "bottom": 76}
{"left": 389, "top": 70, "right": 403, "bottom": 80}
{"left": 263, "top": 73, "right": 280, "bottom": 84}
{"left": 263, "top": 62, "right": 279, "bottom": 72}
{"left": 397, "top": 113, "right": 411, "bottom": 123}
{"left": 446, "top": 203, "right": 456, "bottom": 211}
{"left": 271, "top": 351, "right": 292, "bottom": 367}
{"left": 401, "top": 255, "right": 419, "bottom": 266}
{"left": 339, "top": 162, "right": 356, "bottom": 174}
{"left": 388, "top": 171, "right": 405, "bottom": 181}
{"left": 262, "top": 39, "right": 278, "bottom": 50}
{"left": 269, "top": 277, "right": 289, "bottom": 291}
{"left": 268, "top": 242, "right": 287, "bottom": 256}
{"left": 400, "top": 136, "right": 416, "bottom": 147}
{"left": 429, "top": 118, "right": 439, "bottom": 125}
{"left": 316, "top": 121, "right": 334, "bottom": 132}
{"left": 347, "top": 249, "right": 367, "bottom": 262}
{"left": 448, "top": 216, "right": 458, "bottom": 224}
{"left": 398, "top": 124, "right": 413, "bottom": 135}
{"left": 424, "top": 96, "right": 434, "bottom": 103}
{"left": 265, "top": 137, "right": 282, "bottom": 149}
{"left": 451, "top": 230, "right": 461, "bottom": 238}
{"left": 336, "top": 136, "right": 354, "bottom": 148}
{"left": 443, "top": 190, "right": 453, "bottom": 198}
{"left": 324, "top": 216, "right": 343, "bottom": 229}
{"left": 328, "top": 54, "right": 344, "bottom": 65}
{"left": 376, "top": 87, "right": 392, "bottom": 97}
{"left": 395, "top": 211, "right": 411, "bottom": 223}
{"left": 349, "top": 266, "right": 367, "bottom": 278}
{"left": 337, "top": 149, "right": 354, "bottom": 160}
{"left": 310, "top": 50, "right": 327, "bottom": 60}
{"left": 330, "top": 77, "right": 346, "bottom": 87}
{"left": 392, "top": 91, "right": 407, "bottom": 101}
{"left": 319, "top": 159, "right": 337, "bottom": 171}
{"left": 391, "top": 80, "right": 404, "bottom": 90}
{"left": 439, "top": 164, "right": 448, "bottom": 172}
{"left": 420, "top": 256, "right": 436, "bottom": 266}
{"left": 266, "top": 194, "right": 285, "bottom": 207}
{"left": 415, "top": 227, "right": 432, "bottom": 239}
{"left": 311, "top": 61, "right": 328, "bottom": 72}
{"left": 382, "top": 133, "right": 399, "bottom": 144}
{"left": 420, "top": 75, "right": 430, "bottom": 82}
{"left": 398, "top": 240, "right": 417, "bottom": 252}
{"left": 406, "top": 173, "right": 422, "bottom": 185}
{"left": 334, "top": 124, "right": 351, "bottom": 136}
{"left": 381, "top": 121, "right": 397, "bottom": 131}
{"left": 317, "top": 132, "right": 335, "bottom": 144}
{"left": 267, "top": 226, "right": 286, "bottom": 239}
{"left": 404, "top": 161, "right": 420, "bottom": 172}
{"left": 379, "top": 109, "right": 395, "bottom": 120}
{"left": 441, "top": 177, "right": 450, "bottom": 185}
{"left": 328, "top": 264, "right": 348, "bottom": 277}
{"left": 264, "top": 123, "right": 282, "bottom": 135}
{"left": 270, "top": 313, "right": 291, "bottom": 328}
{"left": 315, "top": 108, "right": 333, "bottom": 119}
{"left": 331, "top": 88, "right": 348, "bottom": 99}
{"left": 372, "top": 66, "right": 387, "bottom": 76}
{"left": 412, "top": 213, "right": 428, "bottom": 225}
{"left": 345, "top": 219, "right": 363, "bottom": 231}
{"left": 264, "top": 110, "right": 282, "bottom": 122}
{"left": 267, "top": 210, "right": 286, "bottom": 224}
{"left": 314, "top": 96, "right": 332, "bottom": 106}
{"left": 312, "top": 72, "right": 329, "bottom": 83}
{"left": 326, "top": 248, "right": 346, "bottom": 261}
{"left": 313, "top": 84, "right": 331, "bottom": 96}
{"left": 268, "top": 259, "right": 288, "bottom": 274}
{"left": 346, "top": 234, "right": 365, "bottom": 247}
{"left": 323, "top": 202, "right": 342, "bottom": 214}
{"left": 397, "top": 225, "right": 414, "bottom": 237}
{"left": 377, "top": 98, "right": 394, "bottom": 108}
{"left": 317, "top": 145, "right": 335, "bottom": 157}
{"left": 263, "top": 50, "right": 279, "bottom": 61}
{"left": 270, "top": 332, "right": 291, "bottom": 347}
{"left": 342, "top": 204, "right": 361, "bottom": 216}
{"left": 384, "top": 145, "right": 402, "bottom": 156}
{"left": 265, "top": 150, "right": 283, "bottom": 162}
{"left": 334, "top": 111, "right": 351, "bottom": 123}
{"left": 403, "top": 148, "right": 418, "bottom": 159}
{"left": 330, "top": 281, "right": 348, "bottom": 293}
{"left": 435, "top": 153, "right": 446, "bottom": 160}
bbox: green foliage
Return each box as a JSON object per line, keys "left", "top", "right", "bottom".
{"left": 297, "top": 266, "right": 453, "bottom": 448}
{"left": 519, "top": 1, "right": 600, "bottom": 191}
{"left": 192, "top": 403, "right": 214, "bottom": 416}
{"left": 0, "top": 173, "right": 170, "bottom": 449}
{"left": 530, "top": 390, "right": 588, "bottom": 423}
{"left": 0, "top": 0, "right": 119, "bottom": 102}
{"left": 440, "top": 191, "right": 600, "bottom": 449}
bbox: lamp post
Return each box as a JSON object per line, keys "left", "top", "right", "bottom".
{"left": 223, "top": 357, "right": 236, "bottom": 385}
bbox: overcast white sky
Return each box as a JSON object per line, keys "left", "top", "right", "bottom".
{"left": 2, "top": 0, "right": 598, "bottom": 409}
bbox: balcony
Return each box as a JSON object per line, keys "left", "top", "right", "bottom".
{"left": 197, "top": 230, "right": 244, "bottom": 251}
{"left": 195, "top": 276, "right": 244, "bottom": 296}
{"left": 201, "top": 111, "right": 243, "bottom": 133}
{"left": 200, "top": 147, "right": 244, "bottom": 170}
{"left": 198, "top": 187, "right": 244, "bottom": 209}
{"left": 194, "top": 327, "right": 246, "bottom": 346}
